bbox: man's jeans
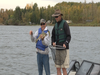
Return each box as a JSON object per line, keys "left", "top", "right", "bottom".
{"left": 37, "top": 52, "right": 50, "bottom": 75}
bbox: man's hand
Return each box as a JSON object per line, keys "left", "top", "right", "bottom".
{"left": 53, "top": 42, "right": 56, "bottom": 47}
{"left": 29, "top": 30, "right": 33, "bottom": 35}
{"left": 63, "top": 44, "right": 66, "bottom": 48}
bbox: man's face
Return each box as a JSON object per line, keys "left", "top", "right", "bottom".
{"left": 55, "top": 15, "right": 61, "bottom": 22}
{"left": 41, "top": 23, "right": 46, "bottom": 31}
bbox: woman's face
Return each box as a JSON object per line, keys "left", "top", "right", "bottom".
{"left": 41, "top": 23, "right": 46, "bottom": 31}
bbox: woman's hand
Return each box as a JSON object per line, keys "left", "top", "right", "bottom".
{"left": 29, "top": 30, "right": 33, "bottom": 35}
{"left": 40, "top": 34, "right": 45, "bottom": 40}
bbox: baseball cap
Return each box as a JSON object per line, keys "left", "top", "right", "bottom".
{"left": 40, "top": 19, "right": 46, "bottom": 24}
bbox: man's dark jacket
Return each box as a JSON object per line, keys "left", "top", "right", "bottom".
{"left": 51, "top": 19, "right": 71, "bottom": 49}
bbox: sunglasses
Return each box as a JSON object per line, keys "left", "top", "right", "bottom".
{"left": 41, "top": 23, "right": 45, "bottom": 25}
{"left": 55, "top": 16, "right": 59, "bottom": 18}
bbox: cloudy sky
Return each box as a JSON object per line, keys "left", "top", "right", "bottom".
{"left": 0, "top": 0, "right": 99, "bottom": 10}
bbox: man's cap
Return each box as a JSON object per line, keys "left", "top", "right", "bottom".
{"left": 40, "top": 19, "right": 46, "bottom": 24}
{"left": 52, "top": 9, "right": 63, "bottom": 17}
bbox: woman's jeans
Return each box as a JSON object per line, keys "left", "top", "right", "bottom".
{"left": 37, "top": 52, "right": 50, "bottom": 75}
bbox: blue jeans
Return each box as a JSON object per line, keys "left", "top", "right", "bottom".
{"left": 37, "top": 52, "right": 50, "bottom": 75}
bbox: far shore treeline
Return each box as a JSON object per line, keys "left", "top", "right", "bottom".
{"left": 0, "top": 2, "right": 100, "bottom": 26}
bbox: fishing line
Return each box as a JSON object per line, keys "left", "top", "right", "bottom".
{"left": 0, "top": 64, "right": 30, "bottom": 75}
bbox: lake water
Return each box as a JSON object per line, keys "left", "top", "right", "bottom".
{"left": 0, "top": 26, "right": 100, "bottom": 75}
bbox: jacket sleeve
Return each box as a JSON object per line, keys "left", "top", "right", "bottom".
{"left": 42, "top": 31, "right": 50, "bottom": 46}
{"left": 63, "top": 22, "right": 71, "bottom": 45}
{"left": 31, "top": 30, "right": 38, "bottom": 42}
{"left": 51, "top": 26, "right": 56, "bottom": 45}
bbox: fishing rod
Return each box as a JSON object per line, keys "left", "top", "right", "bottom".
{"left": 1, "top": 64, "right": 30, "bottom": 75}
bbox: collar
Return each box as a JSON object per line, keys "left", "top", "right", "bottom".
{"left": 43, "top": 27, "right": 48, "bottom": 31}
{"left": 57, "top": 18, "right": 63, "bottom": 23}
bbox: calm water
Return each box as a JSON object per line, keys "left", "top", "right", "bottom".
{"left": 0, "top": 26, "right": 100, "bottom": 75}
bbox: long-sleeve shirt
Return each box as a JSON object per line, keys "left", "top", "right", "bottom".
{"left": 31, "top": 27, "right": 50, "bottom": 54}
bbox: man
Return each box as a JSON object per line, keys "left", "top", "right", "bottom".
{"left": 29, "top": 19, "right": 50, "bottom": 75}
{"left": 51, "top": 9, "right": 71, "bottom": 75}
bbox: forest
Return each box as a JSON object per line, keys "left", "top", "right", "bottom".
{"left": 0, "top": 1, "right": 100, "bottom": 26}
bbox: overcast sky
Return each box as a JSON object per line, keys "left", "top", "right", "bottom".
{"left": 0, "top": 0, "right": 100, "bottom": 10}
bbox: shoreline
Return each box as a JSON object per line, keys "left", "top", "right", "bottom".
{"left": 0, "top": 23, "right": 100, "bottom": 27}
